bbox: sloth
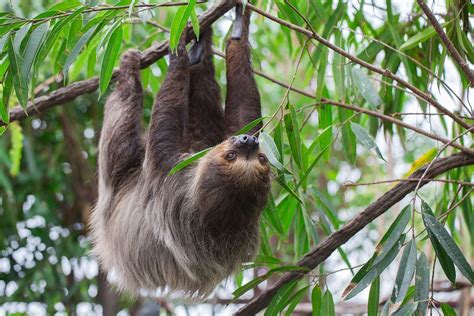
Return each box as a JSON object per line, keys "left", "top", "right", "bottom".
{"left": 91, "top": 5, "right": 271, "bottom": 298}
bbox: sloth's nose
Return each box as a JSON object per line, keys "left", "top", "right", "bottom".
{"left": 234, "top": 134, "right": 259, "bottom": 150}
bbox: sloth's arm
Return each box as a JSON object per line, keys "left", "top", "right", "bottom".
{"left": 146, "top": 36, "right": 190, "bottom": 173}
{"left": 224, "top": 5, "right": 262, "bottom": 136}
{"left": 98, "top": 51, "right": 144, "bottom": 188}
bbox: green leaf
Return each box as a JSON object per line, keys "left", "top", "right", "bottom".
{"left": 9, "top": 122, "right": 23, "bottom": 176}
{"left": 169, "top": 0, "right": 196, "bottom": 52}
{"left": 284, "top": 286, "right": 308, "bottom": 316}
{"left": 400, "top": 22, "right": 451, "bottom": 51}
{"left": 311, "top": 286, "right": 322, "bottom": 316}
{"left": 343, "top": 206, "right": 411, "bottom": 298}
{"left": 63, "top": 24, "right": 99, "bottom": 78}
{"left": 0, "top": 32, "right": 9, "bottom": 53}
{"left": 351, "top": 122, "right": 386, "bottom": 161}
{"left": 392, "top": 302, "right": 418, "bottom": 316}
{"left": 351, "top": 67, "right": 382, "bottom": 108}
{"left": 259, "top": 132, "right": 291, "bottom": 173}
{"left": 284, "top": 103, "right": 303, "bottom": 169}
{"left": 190, "top": 8, "right": 200, "bottom": 40}
{"left": 99, "top": 25, "right": 122, "bottom": 96}
{"left": 422, "top": 213, "right": 474, "bottom": 283}
{"left": 8, "top": 37, "right": 28, "bottom": 108}
{"left": 368, "top": 277, "right": 380, "bottom": 316}
{"left": 232, "top": 275, "right": 268, "bottom": 299}
{"left": 264, "top": 280, "right": 298, "bottom": 316}
{"left": 22, "top": 23, "right": 49, "bottom": 81}
{"left": 276, "top": 177, "right": 303, "bottom": 205}
{"left": 421, "top": 201, "right": 456, "bottom": 283}
{"left": 440, "top": 303, "right": 457, "bottom": 316}
{"left": 321, "top": 290, "right": 335, "bottom": 316}
{"left": 1, "top": 71, "right": 12, "bottom": 123}
{"left": 168, "top": 147, "right": 211, "bottom": 175}
{"left": 391, "top": 238, "right": 417, "bottom": 303}
{"left": 344, "top": 234, "right": 405, "bottom": 300}
{"left": 415, "top": 252, "right": 429, "bottom": 315}
{"left": 235, "top": 116, "right": 266, "bottom": 135}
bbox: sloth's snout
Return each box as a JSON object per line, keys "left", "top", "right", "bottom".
{"left": 230, "top": 134, "right": 259, "bottom": 153}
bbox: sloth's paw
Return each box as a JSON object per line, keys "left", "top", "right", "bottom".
{"left": 120, "top": 50, "right": 142, "bottom": 72}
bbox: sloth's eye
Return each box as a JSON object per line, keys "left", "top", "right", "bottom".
{"left": 226, "top": 151, "right": 237, "bottom": 161}
{"left": 258, "top": 154, "right": 267, "bottom": 163}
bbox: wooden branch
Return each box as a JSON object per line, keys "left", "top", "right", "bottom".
{"left": 1, "top": 0, "right": 238, "bottom": 127}
{"left": 416, "top": 0, "right": 474, "bottom": 87}
{"left": 236, "top": 153, "right": 474, "bottom": 315}
{"left": 246, "top": 2, "right": 473, "bottom": 131}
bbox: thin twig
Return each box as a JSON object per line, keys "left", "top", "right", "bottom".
{"left": 246, "top": 2, "right": 472, "bottom": 130}
{"left": 342, "top": 178, "right": 474, "bottom": 188}
{"left": 416, "top": 0, "right": 474, "bottom": 86}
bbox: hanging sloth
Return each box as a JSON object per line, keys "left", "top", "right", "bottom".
{"left": 91, "top": 5, "right": 271, "bottom": 298}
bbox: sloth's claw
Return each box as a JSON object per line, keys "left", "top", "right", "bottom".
{"left": 231, "top": 4, "right": 243, "bottom": 40}
{"left": 189, "top": 40, "right": 204, "bottom": 65}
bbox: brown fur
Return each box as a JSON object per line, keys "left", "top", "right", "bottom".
{"left": 91, "top": 6, "right": 270, "bottom": 298}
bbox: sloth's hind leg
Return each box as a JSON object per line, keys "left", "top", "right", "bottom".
{"left": 224, "top": 5, "right": 262, "bottom": 136}
{"left": 98, "top": 50, "right": 145, "bottom": 191}
{"left": 186, "top": 29, "right": 225, "bottom": 151}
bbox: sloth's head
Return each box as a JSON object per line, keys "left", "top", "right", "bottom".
{"left": 194, "top": 134, "right": 271, "bottom": 191}
{"left": 212, "top": 134, "right": 271, "bottom": 185}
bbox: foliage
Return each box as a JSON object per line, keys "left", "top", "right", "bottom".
{"left": 0, "top": 0, "right": 472, "bottom": 314}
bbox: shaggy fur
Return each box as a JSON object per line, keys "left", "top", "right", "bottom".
{"left": 91, "top": 6, "right": 270, "bottom": 298}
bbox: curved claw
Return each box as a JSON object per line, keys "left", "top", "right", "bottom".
{"left": 231, "top": 4, "right": 243, "bottom": 40}
{"left": 189, "top": 40, "right": 204, "bottom": 65}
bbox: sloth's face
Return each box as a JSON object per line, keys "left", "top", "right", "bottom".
{"left": 206, "top": 134, "right": 271, "bottom": 186}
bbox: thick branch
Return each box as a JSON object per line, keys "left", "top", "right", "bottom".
{"left": 236, "top": 153, "right": 474, "bottom": 315}
{"left": 246, "top": 3, "right": 472, "bottom": 131}
{"left": 416, "top": 0, "right": 474, "bottom": 86}
{"left": 1, "top": 0, "right": 238, "bottom": 127}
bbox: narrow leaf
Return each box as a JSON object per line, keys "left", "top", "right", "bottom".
{"left": 391, "top": 238, "right": 417, "bottom": 303}
{"left": 63, "top": 24, "right": 99, "bottom": 78}
{"left": 368, "top": 277, "right": 380, "bottom": 316}
{"left": 423, "top": 213, "right": 474, "bottom": 283}
{"left": 351, "top": 122, "right": 386, "bottom": 161}
{"left": 8, "top": 38, "right": 28, "bottom": 108}
{"left": 169, "top": 147, "right": 211, "bottom": 175}
{"left": 392, "top": 302, "right": 418, "bottom": 316}
{"left": 9, "top": 122, "right": 23, "bottom": 176}
{"left": 99, "top": 25, "right": 122, "bottom": 96}
{"left": 415, "top": 252, "right": 429, "bottom": 315}
{"left": 321, "top": 290, "right": 335, "bottom": 316}
{"left": 344, "top": 234, "right": 406, "bottom": 300}
{"left": 311, "top": 286, "right": 322, "bottom": 316}
{"left": 351, "top": 67, "right": 382, "bottom": 108}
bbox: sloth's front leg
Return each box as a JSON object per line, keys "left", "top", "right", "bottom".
{"left": 224, "top": 4, "right": 262, "bottom": 136}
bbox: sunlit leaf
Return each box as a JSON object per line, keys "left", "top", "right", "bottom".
{"left": 9, "top": 122, "right": 23, "bottom": 176}
{"left": 99, "top": 25, "right": 123, "bottom": 96}
{"left": 168, "top": 147, "right": 211, "bottom": 175}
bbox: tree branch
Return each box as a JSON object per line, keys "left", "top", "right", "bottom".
{"left": 246, "top": 2, "right": 472, "bottom": 131}
{"left": 1, "top": 0, "right": 238, "bottom": 127}
{"left": 416, "top": 0, "right": 474, "bottom": 86}
{"left": 236, "top": 152, "right": 474, "bottom": 315}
